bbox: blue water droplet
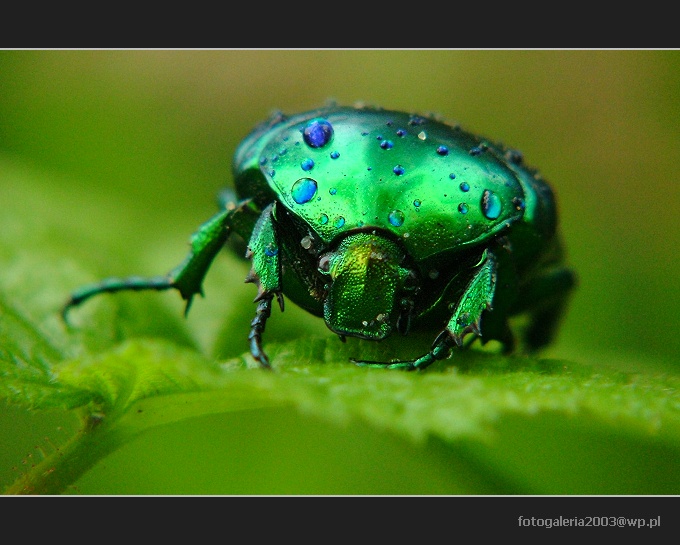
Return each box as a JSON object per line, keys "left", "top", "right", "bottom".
{"left": 380, "top": 140, "right": 394, "bottom": 150}
{"left": 459, "top": 181, "right": 470, "bottom": 192}
{"left": 259, "top": 157, "right": 267, "bottom": 166}
{"left": 264, "top": 244, "right": 278, "bottom": 257}
{"left": 330, "top": 150, "right": 340, "bottom": 159}
{"left": 413, "top": 199, "right": 421, "bottom": 208}
{"left": 396, "top": 129, "right": 406, "bottom": 137}
{"left": 436, "top": 145, "right": 449, "bottom": 156}
{"left": 303, "top": 119, "right": 333, "bottom": 148}
{"left": 393, "top": 165, "right": 405, "bottom": 176}
{"left": 481, "top": 190, "right": 502, "bottom": 219}
{"left": 512, "top": 196, "right": 526, "bottom": 211}
{"left": 449, "top": 173, "right": 456, "bottom": 180}
{"left": 334, "top": 216, "right": 345, "bottom": 228}
{"left": 319, "top": 213, "right": 329, "bottom": 225}
{"left": 300, "top": 158, "right": 314, "bottom": 171}
{"left": 329, "top": 187, "right": 337, "bottom": 195}
{"left": 291, "top": 177, "right": 318, "bottom": 204}
{"left": 388, "top": 209, "right": 405, "bottom": 227}
{"left": 268, "top": 169, "right": 276, "bottom": 178}
{"left": 458, "top": 203, "right": 469, "bottom": 214}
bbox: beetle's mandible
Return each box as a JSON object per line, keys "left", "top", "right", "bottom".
{"left": 62, "top": 104, "right": 576, "bottom": 370}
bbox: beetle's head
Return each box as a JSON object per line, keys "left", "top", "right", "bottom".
{"left": 318, "top": 232, "right": 414, "bottom": 340}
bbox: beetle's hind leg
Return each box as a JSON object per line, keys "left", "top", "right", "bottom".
{"left": 516, "top": 267, "right": 576, "bottom": 352}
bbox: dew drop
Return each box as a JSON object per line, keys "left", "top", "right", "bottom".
{"left": 418, "top": 131, "right": 427, "bottom": 140}
{"left": 300, "top": 236, "right": 313, "bottom": 250}
{"left": 393, "top": 165, "right": 405, "bottom": 176}
{"left": 413, "top": 199, "right": 421, "bottom": 208}
{"left": 388, "top": 209, "right": 405, "bottom": 227}
{"left": 329, "top": 187, "right": 337, "bottom": 195}
{"left": 380, "top": 140, "right": 394, "bottom": 150}
{"left": 300, "top": 158, "right": 314, "bottom": 171}
{"left": 330, "top": 150, "right": 340, "bottom": 159}
{"left": 334, "top": 216, "right": 346, "bottom": 228}
{"left": 458, "top": 203, "right": 469, "bottom": 214}
{"left": 459, "top": 181, "right": 470, "bottom": 192}
{"left": 449, "top": 173, "right": 456, "bottom": 180}
{"left": 481, "top": 190, "right": 502, "bottom": 219}
{"left": 319, "top": 213, "right": 329, "bottom": 225}
{"left": 512, "top": 196, "right": 526, "bottom": 211}
{"left": 303, "top": 119, "right": 333, "bottom": 148}
{"left": 264, "top": 244, "right": 278, "bottom": 257}
{"left": 396, "top": 129, "right": 406, "bottom": 137}
{"left": 436, "top": 145, "right": 449, "bottom": 156}
{"left": 291, "top": 177, "right": 317, "bottom": 204}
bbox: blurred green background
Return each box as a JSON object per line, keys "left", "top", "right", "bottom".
{"left": 0, "top": 50, "right": 678, "bottom": 494}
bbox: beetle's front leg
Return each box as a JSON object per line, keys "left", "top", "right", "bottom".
{"left": 62, "top": 201, "right": 258, "bottom": 320}
{"left": 354, "top": 251, "right": 497, "bottom": 371}
{"left": 243, "top": 203, "right": 284, "bottom": 368}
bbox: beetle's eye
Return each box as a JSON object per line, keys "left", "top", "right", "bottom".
{"left": 318, "top": 255, "right": 331, "bottom": 273}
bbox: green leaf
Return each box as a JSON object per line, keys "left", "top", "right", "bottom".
{"left": 2, "top": 157, "right": 680, "bottom": 495}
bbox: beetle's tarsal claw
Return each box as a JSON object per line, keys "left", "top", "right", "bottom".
{"left": 248, "top": 293, "right": 274, "bottom": 369}
{"left": 183, "top": 296, "right": 194, "bottom": 317}
{"left": 60, "top": 302, "right": 75, "bottom": 326}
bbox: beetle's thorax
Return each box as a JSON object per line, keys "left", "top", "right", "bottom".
{"left": 319, "top": 232, "right": 413, "bottom": 340}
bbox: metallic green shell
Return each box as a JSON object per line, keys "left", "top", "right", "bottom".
{"left": 234, "top": 105, "right": 536, "bottom": 260}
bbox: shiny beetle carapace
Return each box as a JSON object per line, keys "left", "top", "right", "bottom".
{"left": 63, "top": 104, "right": 576, "bottom": 370}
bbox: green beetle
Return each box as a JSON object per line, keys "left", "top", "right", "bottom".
{"left": 63, "top": 104, "right": 576, "bottom": 370}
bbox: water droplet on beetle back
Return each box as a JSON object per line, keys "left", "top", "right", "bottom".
{"left": 481, "top": 189, "right": 502, "bottom": 219}
{"left": 303, "top": 119, "right": 334, "bottom": 148}
{"left": 291, "top": 177, "right": 318, "bottom": 204}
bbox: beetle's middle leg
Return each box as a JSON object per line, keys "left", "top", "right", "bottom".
{"left": 243, "top": 202, "right": 285, "bottom": 368}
